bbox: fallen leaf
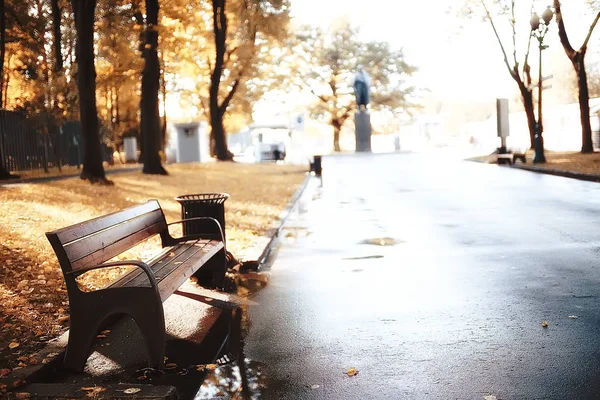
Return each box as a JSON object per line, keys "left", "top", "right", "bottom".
{"left": 311, "top": 384, "right": 320, "bottom": 389}
{"left": 96, "top": 334, "right": 107, "bottom": 339}
{"left": 568, "top": 315, "right": 579, "bottom": 319}
{"left": 15, "top": 393, "right": 31, "bottom": 399}
{"left": 346, "top": 367, "right": 359, "bottom": 377}
{"left": 100, "top": 330, "right": 111, "bottom": 335}
{"left": 12, "top": 380, "right": 26, "bottom": 388}
{"left": 205, "top": 364, "right": 218, "bottom": 370}
{"left": 81, "top": 387, "right": 97, "bottom": 391}
{"left": 165, "top": 363, "right": 177, "bottom": 369}
{"left": 541, "top": 321, "right": 548, "bottom": 328}
{"left": 58, "top": 315, "right": 69, "bottom": 323}
{"left": 9, "top": 342, "right": 19, "bottom": 349}
{"left": 0, "top": 369, "right": 10, "bottom": 377}
{"left": 123, "top": 388, "right": 141, "bottom": 394}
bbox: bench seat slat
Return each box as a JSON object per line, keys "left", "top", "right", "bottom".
{"left": 109, "top": 239, "right": 224, "bottom": 302}
{"left": 109, "top": 239, "right": 206, "bottom": 288}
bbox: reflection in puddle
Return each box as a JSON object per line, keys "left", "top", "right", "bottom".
{"left": 360, "top": 237, "right": 404, "bottom": 246}
{"left": 194, "top": 270, "right": 271, "bottom": 399}
{"left": 195, "top": 356, "right": 266, "bottom": 399}
{"left": 343, "top": 255, "right": 384, "bottom": 260}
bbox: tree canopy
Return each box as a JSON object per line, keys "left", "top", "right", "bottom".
{"left": 287, "top": 22, "right": 417, "bottom": 151}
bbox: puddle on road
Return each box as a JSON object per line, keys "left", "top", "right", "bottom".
{"left": 360, "top": 237, "right": 404, "bottom": 246}
{"left": 342, "top": 255, "right": 384, "bottom": 260}
{"left": 192, "top": 267, "right": 273, "bottom": 399}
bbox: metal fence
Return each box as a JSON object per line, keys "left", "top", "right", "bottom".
{"left": 0, "top": 110, "right": 84, "bottom": 173}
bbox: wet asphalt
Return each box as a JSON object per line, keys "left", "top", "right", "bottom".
{"left": 239, "top": 152, "right": 600, "bottom": 400}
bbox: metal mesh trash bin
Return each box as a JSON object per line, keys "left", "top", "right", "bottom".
{"left": 175, "top": 193, "right": 230, "bottom": 243}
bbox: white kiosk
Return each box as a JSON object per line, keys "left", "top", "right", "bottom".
{"left": 166, "top": 122, "right": 210, "bottom": 164}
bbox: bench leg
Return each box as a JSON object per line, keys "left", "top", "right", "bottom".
{"left": 212, "top": 247, "right": 227, "bottom": 290}
{"left": 193, "top": 247, "right": 227, "bottom": 290}
{"left": 130, "top": 309, "right": 165, "bottom": 370}
{"left": 64, "top": 289, "right": 166, "bottom": 372}
{"left": 126, "top": 291, "right": 166, "bottom": 370}
{"left": 63, "top": 309, "right": 103, "bottom": 372}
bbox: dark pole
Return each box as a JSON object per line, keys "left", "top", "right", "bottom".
{"left": 534, "top": 39, "right": 546, "bottom": 163}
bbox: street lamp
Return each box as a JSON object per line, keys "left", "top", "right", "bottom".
{"left": 530, "top": 6, "right": 554, "bottom": 164}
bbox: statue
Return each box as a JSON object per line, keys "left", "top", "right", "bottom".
{"left": 353, "top": 65, "right": 371, "bottom": 110}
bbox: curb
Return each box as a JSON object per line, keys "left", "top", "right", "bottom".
{"left": 508, "top": 163, "right": 600, "bottom": 183}
{"left": 253, "top": 173, "right": 313, "bottom": 265}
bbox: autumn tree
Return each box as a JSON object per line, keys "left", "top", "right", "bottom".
{"left": 139, "top": 0, "right": 167, "bottom": 174}
{"left": 208, "top": 0, "right": 290, "bottom": 161}
{"left": 474, "top": 0, "right": 538, "bottom": 148}
{"left": 289, "top": 22, "right": 416, "bottom": 152}
{"left": 553, "top": 1, "right": 600, "bottom": 153}
{"left": 96, "top": 0, "right": 142, "bottom": 153}
{"left": 71, "top": 0, "right": 110, "bottom": 183}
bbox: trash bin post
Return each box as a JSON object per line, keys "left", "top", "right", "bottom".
{"left": 174, "top": 193, "right": 230, "bottom": 243}
{"left": 309, "top": 155, "right": 322, "bottom": 176}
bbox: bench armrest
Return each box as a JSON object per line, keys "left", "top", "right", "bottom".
{"left": 166, "top": 217, "right": 225, "bottom": 244}
{"left": 66, "top": 260, "right": 159, "bottom": 292}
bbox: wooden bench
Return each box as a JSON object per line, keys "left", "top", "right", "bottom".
{"left": 45, "top": 200, "right": 227, "bottom": 372}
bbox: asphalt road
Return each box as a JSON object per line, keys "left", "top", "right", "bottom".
{"left": 232, "top": 152, "right": 600, "bottom": 400}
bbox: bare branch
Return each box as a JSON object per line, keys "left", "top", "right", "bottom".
{"left": 310, "top": 88, "right": 330, "bottom": 105}
{"left": 481, "top": 0, "right": 517, "bottom": 80}
{"left": 553, "top": 0, "right": 576, "bottom": 57}
{"left": 511, "top": 0, "right": 518, "bottom": 68}
{"left": 583, "top": 12, "right": 600, "bottom": 49}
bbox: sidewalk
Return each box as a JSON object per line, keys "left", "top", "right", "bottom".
{"left": 468, "top": 150, "right": 600, "bottom": 182}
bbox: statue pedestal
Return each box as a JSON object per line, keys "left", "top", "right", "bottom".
{"left": 355, "top": 111, "right": 372, "bottom": 152}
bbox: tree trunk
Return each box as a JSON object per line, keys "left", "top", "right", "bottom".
{"left": 332, "top": 120, "right": 341, "bottom": 152}
{"left": 141, "top": 0, "right": 167, "bottom": 174}
{"left": 51, "top": 0, "right": 63, "bottom": 116}
{"left": 210, "top": 0, "right": 233, "bottom": 161}
{"left": 71, "top": 0, "right": 110, "bottom": 184}
{"left": 160, "top": 49, "right": 167, "bottom": 148}
{"left": 554, "top": 1, "right": 598, "bottom": 153}
{"left": 574, "top": 54, "right": 594, "bottom": 153}
{"left": 0, "top": 0, "right": 5, "bottom": 108}
{"left": 51, "top": 0, "right": 63, "bottom": 72}
{"left": 518, "top": 83, "right": 537, "bottom": 149}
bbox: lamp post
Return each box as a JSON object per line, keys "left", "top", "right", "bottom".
{"left": 530, "top": 6, "right": 554, "bottom": 164}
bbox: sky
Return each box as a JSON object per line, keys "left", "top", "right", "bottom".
{"left": 290, "top": 0, "right": 510, "bottom": 102}
{"left": 290, "top": 0, "right": 600, "bottom": 105}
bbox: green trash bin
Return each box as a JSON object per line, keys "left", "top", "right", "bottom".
{"left": 174, "top": 193, "right": 230, "bottom": 243}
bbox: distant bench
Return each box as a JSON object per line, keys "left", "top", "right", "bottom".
{"left": 46, "top": 200, "right": 227, "bottom": 372}
{"left": 497, "top": 150, "right": 527, "bottom": 165}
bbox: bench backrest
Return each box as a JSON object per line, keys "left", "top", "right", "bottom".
{"left": 46, "top": 200, "right": 168, "bottom": 274}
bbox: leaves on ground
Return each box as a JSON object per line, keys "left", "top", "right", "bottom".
{"left": 541, "top": 321, "right": 549, "bottom": 328}
{"left": 0, "top": 163, "right": 305, "bottom": 370}
{"left": 346, "top": 367, "right": 359, "bottom": 377}
{"left": 568, "top": 315, "right": 579, "bottom": 319}
{"left": 123, "top": 388, "right": 142, "bottom": 394}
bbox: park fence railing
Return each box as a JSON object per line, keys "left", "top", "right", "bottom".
{"left": 0, "top": 110, "right": 84, "bottom": 174}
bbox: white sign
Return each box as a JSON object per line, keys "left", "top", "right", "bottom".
{"left": 496, "top": 98, "right": 509, "bottom": 138}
